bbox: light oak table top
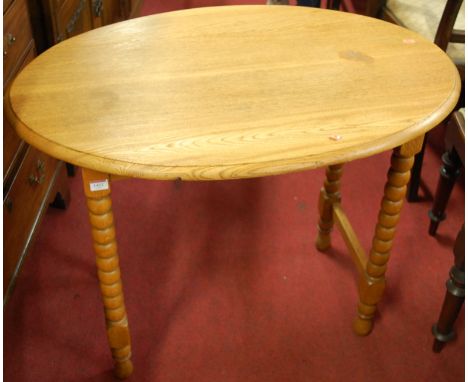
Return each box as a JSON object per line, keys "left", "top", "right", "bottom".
{"left": 5, "top": 5, "right": 460, "bottom": 180}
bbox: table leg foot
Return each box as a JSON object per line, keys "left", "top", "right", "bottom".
{"left": 353, "top": 303, "right": 375, "bottom": 336}
{"left": 82, "top": 169, "right": 133, "bottom": 379}
{"left": 354, "top": 144, "right": 418, "bottom": 335}
{"left": 315, "top": 232, "right": 331, "bottom": 251}
{"left": 432, "top": 225, "right": 465, "bottom": 353}
{"left": 114, "top": 359, "right": 134, "bottom": 379}
{"left": 315, "top": 164, "right": 344, "bottom": 252}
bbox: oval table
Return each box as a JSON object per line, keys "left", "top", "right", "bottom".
{"left": 5, "top": 5, "right": 460, "bottom": 379}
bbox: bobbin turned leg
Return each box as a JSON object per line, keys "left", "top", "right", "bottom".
{"left": 354, "top": 138, "right": 423, "bottom": 336}
{"left": 82, "top": 169, "right": 133, "bottom": 379}
{"left": 315, "top": 164, "right": 344, "bottom": 251}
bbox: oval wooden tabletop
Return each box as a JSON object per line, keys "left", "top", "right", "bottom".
{"left": 5, "top": 5, "right": 460, "bottom": 180}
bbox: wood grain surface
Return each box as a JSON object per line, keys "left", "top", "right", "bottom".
{"left": 5, "top": 5, "right": 461, "bottom": 180}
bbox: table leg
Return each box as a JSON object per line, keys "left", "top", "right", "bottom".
{"left": 316, "top": 164, "right": 344, "bottom": 251}
{"left": 432, "top": 224, "right": 465, "bottom": 352}
{"left": 82, "top": 168, "right": 133, "bottom": 379}
{"left": 428, "top": 148, "right": 462, "bottom": 236}
{"left": 353, "top": 139, "right": 422, "bottom": 336}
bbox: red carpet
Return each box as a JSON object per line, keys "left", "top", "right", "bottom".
{"left": 4, "top": 2, "right": 465, "bottom": 382}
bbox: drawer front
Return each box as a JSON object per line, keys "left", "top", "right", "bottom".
{"left": 3, "top": 0, "right": 14, "bottom": 14}
{"left": 4, "top": 45, "right": 35, "bottom": 183}
{"left": 102, "top": 0, "right": 122, "bottom": 24}
{"left": 3, "top": 0, "right": 34, "bottom": 85}
{"left": 55, "top": 0, "right": 92, "bottom": 43}
{"left": 3, "top": 37, "right": 35, "bottom": 91}
{"left": 4, "top": 146, "right": 58, "bottom": 292}
{"left": 3, "top": 118, "right": 26, "bottom": 183}
{"left": 52, "top": 0, "right": 67, "bottom": 11}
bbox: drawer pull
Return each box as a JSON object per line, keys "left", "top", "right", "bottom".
{"left": 7, "top": 33, "right": 16, "bottom": 45}
{"left": 5, "top": 198, "right": 13, "bottom": 212}
{"left": 29, "top": 174, "right": 45, "bottom": 185}
{"left": 3, "top": 33, "right": 16, "bottom": 56}
{"left": 37, "top": 159, "right": 45, "bottom": 172}
{"left": 66, "top": 0, "right": 85, "bottom": 35}
{"left": 56, "top": 0, "right": 86, "bottom": 42}
{"left": 28, "top": 160, "right": 46, "bottom": 185}
{"left": 93, "top": 0, "right": 103, "bottom": 16}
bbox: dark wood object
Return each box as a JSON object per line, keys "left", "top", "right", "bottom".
{"left": 429, "top": 109, "right": 464, "bottom": 351}
{"left": 326, "top": 0, "right": 341, "bottom": 10}
{"left": 408, "top": 0, "right": 465, "bottom": 202}
{"left": 3, "top": 0, "right": 71, "bottom": 305}
{"left": 432, "top": 224, "right": 465, "bottom": 352}
{"left": 365, "top": 0, "right": 465, "bottom": 202}
{"left": 428, "top": 111, "right": 464, "bottom": 235}
{"left": 28, "top": 0, "right": 142, "bottom": 55}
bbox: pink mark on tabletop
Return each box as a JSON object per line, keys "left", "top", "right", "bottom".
{"left": 403, "top": 38, "right": 416, "bottom": 44}
{"left": 329, "top": 134, "right": 342, "bottom": 141}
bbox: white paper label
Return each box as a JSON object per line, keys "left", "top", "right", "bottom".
{"left": 89, "top": 179, "right": 109, "bottom": 192}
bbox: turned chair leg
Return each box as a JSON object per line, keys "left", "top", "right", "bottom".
{"left": 406, "top": 136, "right": 426, "bottom": 202}
{"left": 315, "top": 164, "right": 344, "bottom": 251}
{"left": 354, "top": 144, "right": 419, "bottom": 335}
{"left": 82, "top": 169, "right": 133, "bottom": 379}
{"left": 432, "top": 224, "right": 465, "bottom": 352}
{"left": 428, "top": 148, "right": 462, "bottom": 236}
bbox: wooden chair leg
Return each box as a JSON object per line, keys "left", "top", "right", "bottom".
{"left": 432, "top": 224, "right": 465, "bottom": 352}
{"left": 428, "top": 148, "right": 462, "bottom": 236}
{"left": 326, "top": 0, "right": 341, "bottom": 9}
{"left": 50, "top": 162, "right": 71, "bottom": 210}
{"left": 66, "top": 163, "right": 76, "bottom": 177}
{"left": 298, "top": 0, "right": 321, "bottom": 6}
{"left": 354, "top": 140, "right": 422, "bottom": 336}
{"left": 82, "top": 168, "right": 133, "bottom": 379}
{"left": 315, "top": 164, "right": 344, "bottom": 251}
{"left": 406, "top": 135, "right": 426, "bottom": 202}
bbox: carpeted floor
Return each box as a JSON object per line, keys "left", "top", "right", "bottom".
{"left": 4, "top": 2, "right": 465, "bottom": 382}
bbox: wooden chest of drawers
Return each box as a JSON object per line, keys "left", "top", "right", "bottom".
{"left": 3, "top": 0, "right": 141, "bottom": 305}
{"left": 30, "top": 0, "right": 142, "bottom": 52}
{"left": 3, "top": 0, "right": 70, "bottom": 304}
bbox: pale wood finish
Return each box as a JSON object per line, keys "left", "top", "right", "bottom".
{"left": 332, "top": 203, "right": 366, "bottom": 274}
{"left": 82, "top": 168, "right": 133, "bottom": 379}
{"left": 2, "top": 6, "right": 462, "bottom": 373}
{"left": 353, "top": 136, "right": 423, "bottom": 336}
{"left": 315, "top": 164, "right": 344, "bottom": 251}
{"left": 5, "top": 6, "right": 460, "bottom": 181}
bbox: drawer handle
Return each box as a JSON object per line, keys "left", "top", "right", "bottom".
{"left": 29, "top": 174, "right": 45, "bottom": 185}
{"left": 3, "top": 33, "right": 16, "bottom": 56}
{"left": 57, "top": 0, "right": 86, "bottom": 42}
{"left": 93, "top": 0, "right": 103, "bottom": 17}
{"left": 66, "top": 0, "right": 85, "bottom": 35}
{"left": 28, "top": 160, "right": 46, "bottom": 185}
{"left": 37, "top": 159, "right": 45, "bottom": 172}
{"left": 7, "top": 33, "right": 16, "bottom": 45}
